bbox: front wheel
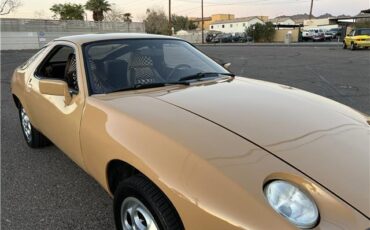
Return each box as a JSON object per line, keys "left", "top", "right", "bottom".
{"left": 19, "top": 106, "right": 50, "bottom": 148}
{"left": 114, "top": 175, "right": 184, "bottom": 230}
{"left": 350, "top": 43, "right": 356, "bottom": 50}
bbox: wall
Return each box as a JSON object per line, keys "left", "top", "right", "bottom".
{"left": 272, "top": 28, "right": 300, "bottom": 43}
{"left": 1, "top": 32, "right": 94, "bottom": 50}
{"left": 175, "top": 31, "right": 203, "bottom": 43}
{"left": 0, "top": 18, "right": 145, "bottom": 50}
{"left": 1, "top": 18, "right": 145, "bottom": 32}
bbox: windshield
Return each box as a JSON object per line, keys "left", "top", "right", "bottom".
{"left": 83, "top": 39, "right": 229, "bottom": 94}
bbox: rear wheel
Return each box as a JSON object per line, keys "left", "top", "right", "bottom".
{"left": 342, "top": 42, "right": 347, "bottom": 49}
{"left": 19, "top": 106, "right": 50, "bottom": 148}
{"left": 114, "top": 175, "right": 184, "bottom": 230}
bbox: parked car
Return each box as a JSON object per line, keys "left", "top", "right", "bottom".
{"left": 324, "top": 32, "right": 334, "bottom": 40}
{"left": 312, "top": 33, "right": 325, "bottom": 42}
{"left": 11, "top": 33, "right": 370, "bottom": 230}
{"left": 212, "top": 33, "right": 233, "bottom": 43}
{"left": 233, "top": 32, "right": 253, "bottom": 43}
{"left": 301, "top": 30, "right": 314, "bottom": 41}
{"left": 343, "top": 28, "right": 370, "bottom": 50}
{"left": 302, "top": 28, "right": 325, "bottom": 41}
{"left": 206, "top": 31, "right": 221, "bottom": 43}
{"left": 327, "top": 27, "right": 342, "bottom": 39}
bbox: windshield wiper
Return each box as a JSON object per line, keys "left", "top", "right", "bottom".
{"left": 108, "top": 73, "right": 235, "bottom": 94}
{"left": 110, "top": 81, "right": 190, "bottom": 93}
{"left": 176, "top": 72, "right": 235, "bottom": 82}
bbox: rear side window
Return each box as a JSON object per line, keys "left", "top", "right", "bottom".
{"left": 49, "top": 46, "right": 74, "bottom": 62}
{"left": 36, "top": 45, "right": 74, "bottom": 80}
{"left": 19, "top": 47, "right": 47, "bottom": 70}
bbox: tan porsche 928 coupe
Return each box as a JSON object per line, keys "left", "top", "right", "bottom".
{"left": 11, "top": 34, "right": 369, "bottom": 230}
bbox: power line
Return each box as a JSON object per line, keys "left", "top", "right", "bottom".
{"left": 201, "top": 0, "right": 204, "bottom": 43}
{"left": 169, "top": 0, "right": 172, "bottom": 34}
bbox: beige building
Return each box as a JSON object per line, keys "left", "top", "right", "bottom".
{"left": 190, "top": 14, "right": 235, "bottom": 30}
{"left": 303, "top": 18, "right": 338, "bottom": 30}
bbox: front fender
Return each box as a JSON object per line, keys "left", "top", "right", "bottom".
{"left": 80, "top": 95, "right": 368, "bottom": 229}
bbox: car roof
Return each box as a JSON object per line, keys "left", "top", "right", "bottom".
{"left": 54, "top": 33, "right": 181, "bottom": 45}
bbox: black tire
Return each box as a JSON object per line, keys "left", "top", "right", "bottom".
{"left": 350, "top": 43, "right": 356, "bottom": 51}
{"left": 19, "top": 106, "right": 50, "bottom": 148}
{"left": 114, "top": 175, "right": 184, "bottom": 230}
{"left": 342, "top": 42, "right": 347, "bottom": 49}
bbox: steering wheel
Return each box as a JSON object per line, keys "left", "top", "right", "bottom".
{"left": 167, "top": 64, "right": 192, "bottom": 81}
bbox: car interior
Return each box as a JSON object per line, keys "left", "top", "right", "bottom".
{"left": 37, "top": 45, "right": 78, "bottom": 92}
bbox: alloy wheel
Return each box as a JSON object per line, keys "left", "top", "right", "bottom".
{"left": 121, "top": 197, "right": 159, "bottom": 230}
{"left": 21, "top": 108, "right": 32, "bottom": 142}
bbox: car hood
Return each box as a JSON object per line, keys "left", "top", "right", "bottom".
{"left": 157, "top": 77, "right": 370, "bottom": 217}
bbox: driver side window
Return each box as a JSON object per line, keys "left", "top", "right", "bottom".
{"left": 36, "top": 45, "right": 79, "bottom": 92}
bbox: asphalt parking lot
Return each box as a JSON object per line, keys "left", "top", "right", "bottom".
{"left": 198, "top": 45, "right": 370, "bottom": 115}
{"left": 1, "top": 46, "right": 369, "bottom": 230}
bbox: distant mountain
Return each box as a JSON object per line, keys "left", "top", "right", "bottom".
{"left": 317, "top": 13, "right": 334, "bottom": 18}
{"left": 275, "top": 13, "right": 351, "bottom": 21}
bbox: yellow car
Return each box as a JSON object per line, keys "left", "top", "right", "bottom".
{"left": 11, "top": 34, "right": 370, "bottom": 229}
{"left": 343, "top": 28, "right": 370, "bottom": 50}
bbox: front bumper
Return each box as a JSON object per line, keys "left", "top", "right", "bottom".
{"left": 354, "top": 40, "right": 370, "bottom": 47}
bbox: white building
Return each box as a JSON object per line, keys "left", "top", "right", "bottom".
{"left": 269, "top": 17, "right": 296, "bottom": 26}
{"left": 209, "top": 16, "right": 265, "bottom": 34}
{"left": 303, "top": 18, "right": 338, "bottom": 31}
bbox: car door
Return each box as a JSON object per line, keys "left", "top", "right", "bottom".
{"left": 345, "top": 30, "right": 355, "bottom": 46}
{"left": 25, "top": 41, "right": 86, "bottom": 169}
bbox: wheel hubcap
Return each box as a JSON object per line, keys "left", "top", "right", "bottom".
{"left": 121, "top": 197, "right": 159, "bottom": 230}
{"left": 21, "top": 108, "right": 32, "bottom": 142}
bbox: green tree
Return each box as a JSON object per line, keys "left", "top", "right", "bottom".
{"left": 144, "top": 8, "right": 169, "bottom": 35}
{"left": 246, "top": 22, "right": 275, "bottom": 42}
{"left": 103, "top": 4, "right": 125, "bottom": 22}
{"left": 171, "top": 15, "right": 197, "bottom": 32}
{"left": 50, "top": 3, "right": 84, "bottom": 20}
{"left": 85, "top": 0, "right": 111, "bottom": 21}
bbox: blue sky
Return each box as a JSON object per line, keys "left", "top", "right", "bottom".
{"left": 1, "top": 0, "right": 368, "bottom": 21}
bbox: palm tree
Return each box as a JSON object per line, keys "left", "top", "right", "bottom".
{"left": 85, "top": 0, "right": 111, "bottom": 21}
{"left": 123, "top": 13, "right": 132, "bottom": 23}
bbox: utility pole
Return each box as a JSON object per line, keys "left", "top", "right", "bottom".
{"left": 169, "top": 0, "right": 172, "bottom": 35}
{"left": 201, "top": 0, "right": 204, "bottom": 44}
{"left": 309, "top": 0, "right": 313, "bottom": 19}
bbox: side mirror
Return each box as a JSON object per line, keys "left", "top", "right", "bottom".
{"left": 39, "top": 79, "right": 72, "bottom": 104}
{"left": 223, "top": 63, "right": 231, "bottom": 70}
